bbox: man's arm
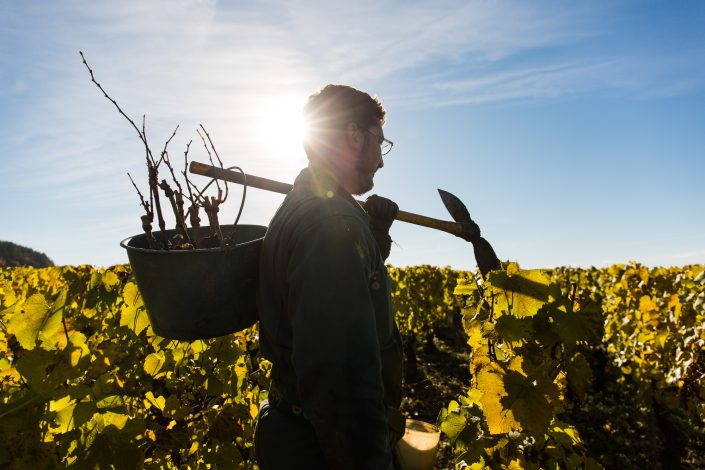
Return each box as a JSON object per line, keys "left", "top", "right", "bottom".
{"left": 287, "top": 215, "right": 392, "bottom": 470}
{"left": 363, "top": 195, "right": 398, "bottom": 261}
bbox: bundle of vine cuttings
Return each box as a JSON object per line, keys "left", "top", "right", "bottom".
{"left": 80, "top": 51, "right": 247, "bottom": 251}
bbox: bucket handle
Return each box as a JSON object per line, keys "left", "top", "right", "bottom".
{"left": 226, "top": 166, "right": 247, "bottom": 243}
{"left": 194, "top": 165, "right": 248, "bottom": 245}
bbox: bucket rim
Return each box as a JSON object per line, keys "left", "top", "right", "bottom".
{"left": 120, "top": 224, "right": 267, "bottom": 255}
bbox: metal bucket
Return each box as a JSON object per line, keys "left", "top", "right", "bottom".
{"left": 120, "top": 224, "right": 266, "bottom": 341}
{"left": 396, "top": 419, "right": 441, "bottom": 470}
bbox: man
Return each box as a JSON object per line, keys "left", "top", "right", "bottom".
{"left": 255, "top": 84, "right": 404, "bottom": 469}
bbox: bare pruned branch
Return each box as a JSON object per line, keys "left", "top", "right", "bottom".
{"left": 182, "top": 140, "right": 195, "bottom": 203}
{"left": 82, "top": 51, "right": 241, "bottom": 251}
{"left": 142, "top": 115, "right": 157, "bottom": 167}
{"left": 158, "top": 125, "right": 179, "bottom": 167}
{"left": 128, "top": 172, "right": 156, "bottom": 249}
{"left": 200, "top": 124, "right": 229, "bottom": 203}
{"left": 196, "top": 128, "right": 222, "bottom": 197}
{"left": 159, "top": 179, "right": 191, "bottom": 246}
{"left": 199, "top": 124, "right": 224, "bottom": 167}
{"left": 127, "top": 172, "right": 151, "bottom": 215}
{"left": 80, "top": 51, "right": 155, "bottom": 164}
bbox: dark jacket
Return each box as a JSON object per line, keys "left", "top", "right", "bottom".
{"left": 257, "top": 167, "right": 403, "bottom": 469}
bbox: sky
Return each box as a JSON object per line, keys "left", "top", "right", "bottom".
{"left": 1, "top": 0, "right": 704, "bottom": 271}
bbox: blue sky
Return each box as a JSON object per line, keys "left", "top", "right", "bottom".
{"left": 2, "top": 0, "right": 704, "bottom": 270}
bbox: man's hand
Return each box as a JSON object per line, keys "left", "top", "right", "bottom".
{"left": 363, "top": 195, "right": 398, "bottom": 235}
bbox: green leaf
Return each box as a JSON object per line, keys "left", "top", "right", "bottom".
{"left": 566, "top": 353, "right": 592, "bottom": 401}
{"left": 54, "top": 401, "right": 96, "bottom": 433}
{"left": 203, "top": 442, "right": 243, "bottom": 467}
{"left": 38, "top": 310, "right": 64, "bottom": 351}
{"left": 101, "top": 411, "right": 129, "bottom": 430}
{"left": 90, "top": 271, "right": 102, "bottom": 290}
{"left": 494, "top": 315, "right": 534, "bottom": 343}
{"left": 440, "top": 409, "right": 467, "bottom": 442}
{"left": 502, "top": 370, "right": 554, "bottom": 435}
{"left": 96, "top": 396, "right": 125, "bottom": 410}
{"left": 7, "top": 294, "right": 50, "bottom": 350}
{"left": 49, "top": 395, "right": 75, "bottom": 413}
{"left": 548, "top": 420, "right": 583, "bottom": 448}
{"left": 552, "top": 311, "right": 595, "bottom": 349}
{"left": 15, "top": 348, "right": 61, "bottom": 395}
{"left": 163, "top": 395, "right": 189, "bottom": 420}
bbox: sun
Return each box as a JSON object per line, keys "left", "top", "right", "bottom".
{"left": 252, "top": 93, "right": 309, "bottom": 167}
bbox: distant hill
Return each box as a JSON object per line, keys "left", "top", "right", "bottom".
{"left": 0, "top": 241, "right": 54, "bottom": 268}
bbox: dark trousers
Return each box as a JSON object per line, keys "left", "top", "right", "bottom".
{"left": 255, "top": 399, "right": 328, "bottom": 470}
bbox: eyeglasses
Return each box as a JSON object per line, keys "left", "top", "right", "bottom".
{"left": 367, "top": 129, "right": 394, "bottom": 156}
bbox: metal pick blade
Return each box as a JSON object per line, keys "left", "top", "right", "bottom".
{"left": 438, "top": 189, "right": 473, "bottom": 224}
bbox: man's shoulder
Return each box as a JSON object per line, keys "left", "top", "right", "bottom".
{"left": 281, "top": 188, "right": 368, "bottom": 230}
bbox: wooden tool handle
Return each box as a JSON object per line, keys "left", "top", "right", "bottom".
{"left": 395, "top": 210, "right": 463, "bottom": 237}
{"left": 189, "top": 161, "right": 292, "bottom": 194}
{"left": 189, "top": 161, "right": 465, "bottom": 237}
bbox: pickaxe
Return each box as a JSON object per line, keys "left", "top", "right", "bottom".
{"left": 189, "top": 161, "right": 501, "bottom": 276}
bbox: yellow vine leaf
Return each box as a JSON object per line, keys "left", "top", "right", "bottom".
{"left": 487, "top": 268, "right": 550, "bottom": 318}
{"left": 122, "top": 282, "right": 144, "bottom": 308}
{"left": 7, "top": 294, "right": 50, "bottom": 350}
{"left": 144, "top": 391, "right": 166, "bottom": 411}
{"left": 0, "top": 280, "right": 17, "bottom": 308}
{"left": 120, "top": 283, "right": 149, "bottom": 335}
{"left": 101, "top": 271, "right": 121, "bottom": 291}
{"left": 475, "top": 359, "right": 520, "bottom": 434}
{"left": 639, "top": 295, "right": 658, "bottom": 313}
{"left": 38, "top": 310, "right": 64, "bottom": 351}
{"left": 505, "top": 459, "right": 525, "bottom": 470}
{"left": 144, "top": 351, "right": 166, "bottom": 377}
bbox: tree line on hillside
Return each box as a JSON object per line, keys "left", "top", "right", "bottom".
{"left": 0, "top": 241, "right": 54, "bottom": 268}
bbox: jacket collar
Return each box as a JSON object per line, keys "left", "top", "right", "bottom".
{"left": 293, "top": 166, "right": 367, "bottom": 216}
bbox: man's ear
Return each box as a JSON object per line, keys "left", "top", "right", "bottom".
{"left": 344, "top": 122, "right": 364, "bottom": 151}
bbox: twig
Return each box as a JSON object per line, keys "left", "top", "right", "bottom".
{"left": 199, "top": 125, "right": 224, "bottom": 167}
{"left": 188, "top": 204, "right": 202, "bottom": 248}
{"left": 203, "top": 196, "right": 224, "bottom": 247}
{"left": 140, "top": 215, "right": 157, "bottom": 249}
{"left": 0, "top": 395, "right": 43, "bottom": 419}
{"left": 200, "top": 124, "right": 229, "bottom": 203}
{"left": 159, "top": 129, "right": 189, "bottom": 232}
{"left": 79, "top": 51, "right": 148, "bottom": 152}
{"left": 128, "top": 172, "right": 156, "bottom": 248}
{"left": 61, "top": 316, "right": 70, "bottom": 346}
{"left": 196, "top": 128, "right": 228, "bottom": 203}
{"left": 142, "top": 115, "right": 157, "bottom": 167}
{"left": 127, "top": 172, "right": 151, "bottom": 214}
{"left": 158, "top": 125, "right": 180, "bottom": 167}
{"left": 159, "top": 179, "right": 192, "bottom": 246}
{"left": 149, "top": 163, "right": 168, "bottom": 249}
{"left": 182, "top": 140, "right": 195, "bottom": 203}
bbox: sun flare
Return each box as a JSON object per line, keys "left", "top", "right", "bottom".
{"left": 252, "top": 93, "right": 309, "bottom": 169}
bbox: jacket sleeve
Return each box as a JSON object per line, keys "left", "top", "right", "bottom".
{"left": 286, "top": 214, "right": 392, "bottom": 470}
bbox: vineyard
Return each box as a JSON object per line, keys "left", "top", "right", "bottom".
{"left": 1, "top": 263, "right": 704, "bottom": 469}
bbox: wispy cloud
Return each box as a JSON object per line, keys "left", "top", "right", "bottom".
{"left": 2, "top": 0, "right": 704, "bottom": 266}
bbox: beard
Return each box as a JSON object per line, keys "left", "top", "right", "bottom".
{"left": 353, "top": 163, "right": 376, "bottom": 195}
